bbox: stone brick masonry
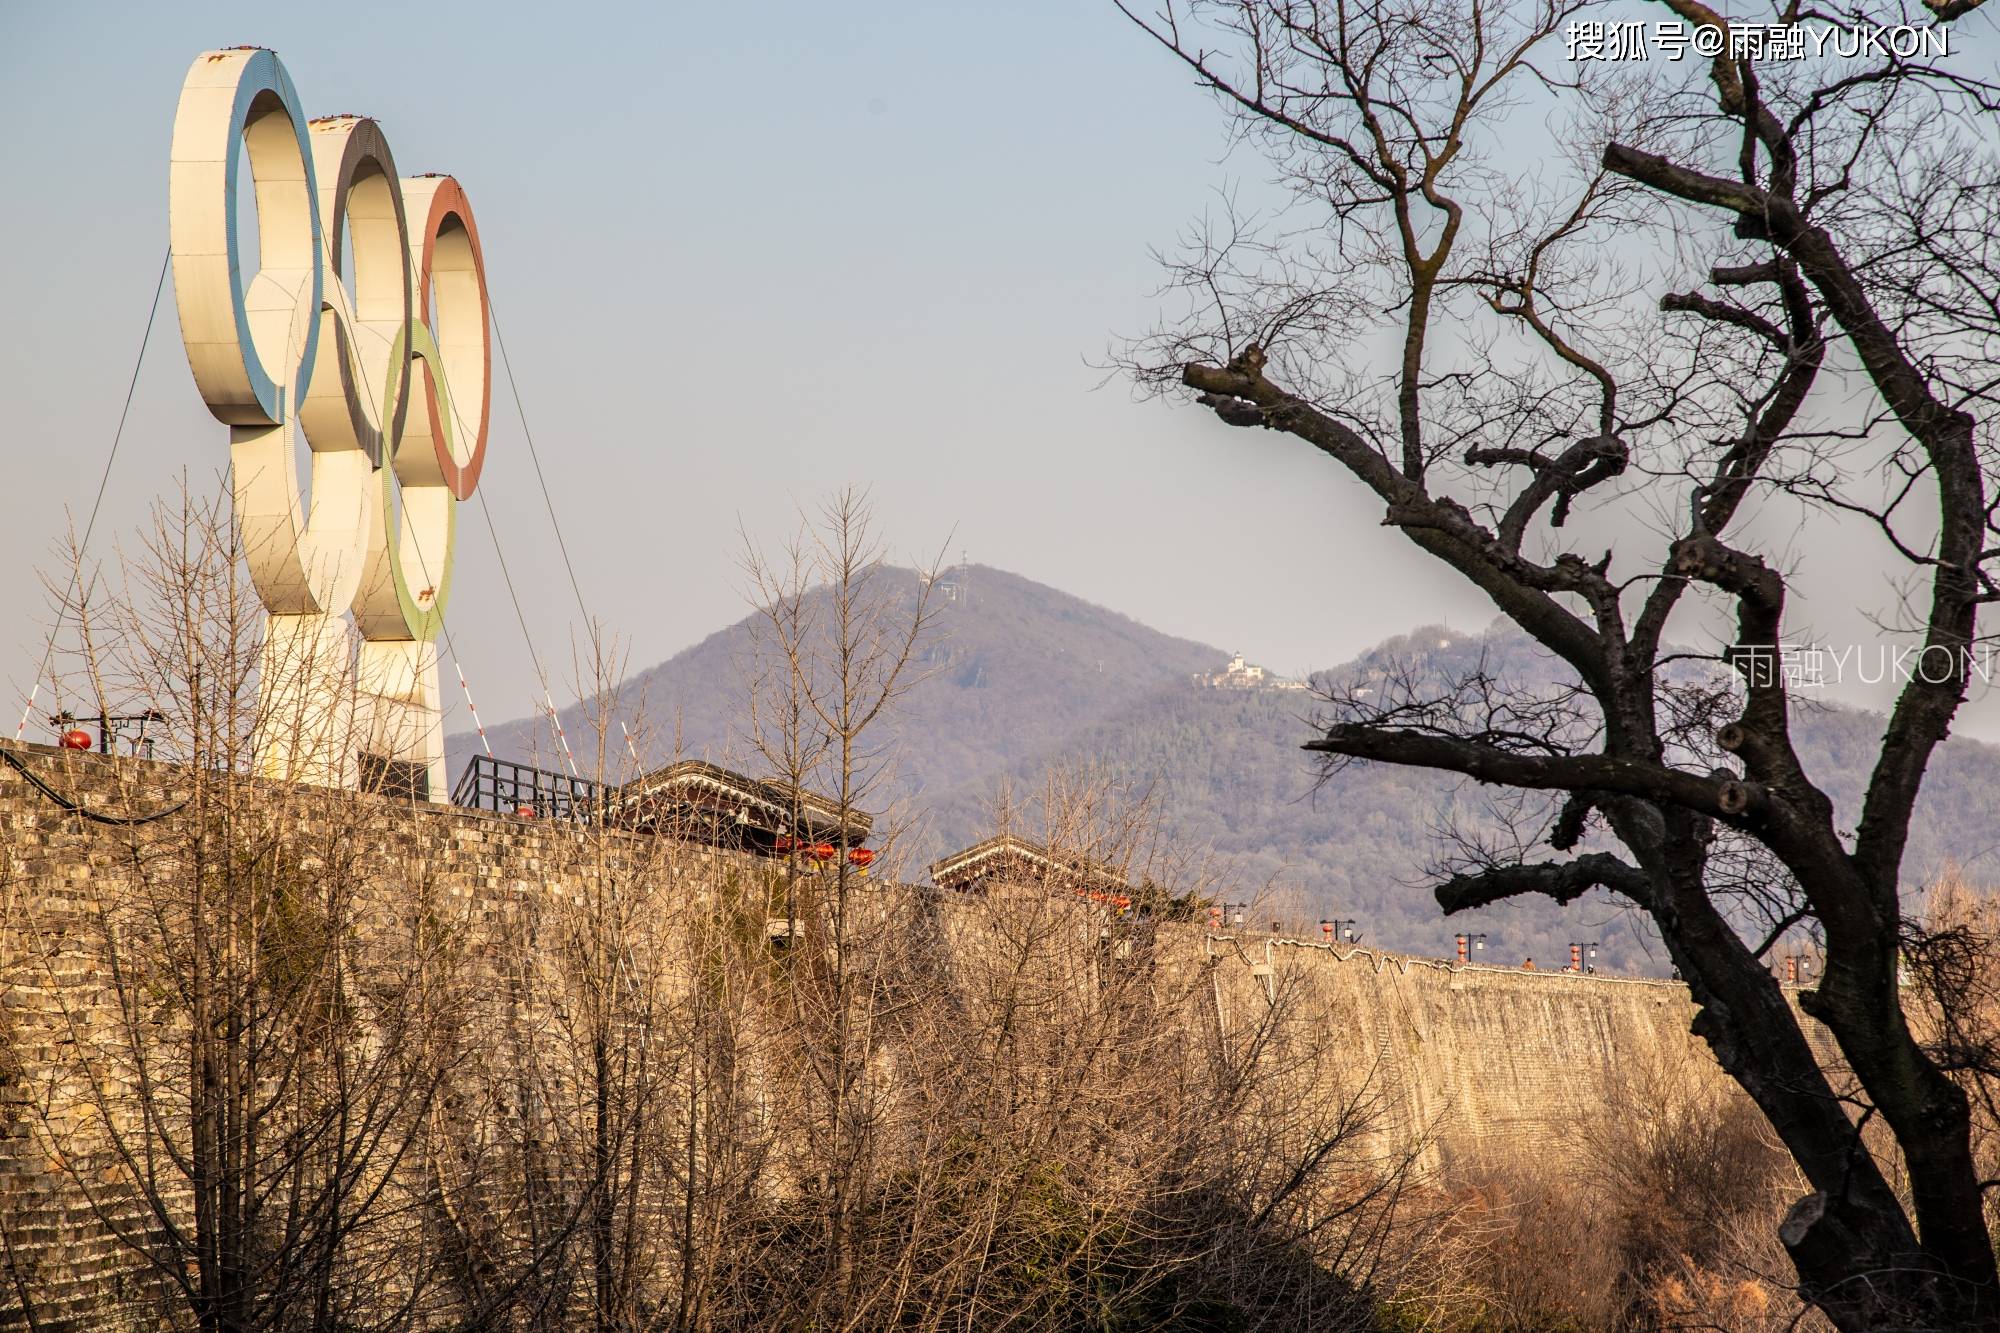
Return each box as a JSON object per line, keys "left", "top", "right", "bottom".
{"left": 0, "top": 738, "right": 1808, "bottom": 1328}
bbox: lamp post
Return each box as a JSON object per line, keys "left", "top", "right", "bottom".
{"left": 1567, "top": 941, "right": 1601, "bottom": 973}
{"left": 1333, "top": 918, "right": 1360, "bottom": 945}
{"left": 1455, "top": 932, "right": 1487, "bottom": 965}
{"left": 51, "top": 708, "right": 167, "bottom": 758}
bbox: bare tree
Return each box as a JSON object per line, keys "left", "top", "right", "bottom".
{"left": 880, "top": 767, "right": 1430, "bottom": 1329}
{"left": 1118, "top": 0, "right": 2000, "bottom": 1323}
{"left": 6, "top": 483, "right": 460, "bottom": 1331}
{"left": 672, "top": 757, "right": 1430, "bottom": 1330}
{"left": 738, "top": 487, "right": 945, "bottom": 1324}
{"left": 1, "top": 487, "right": 1454, "bottom": 1329}
{"left": 417, "top": 627, "right": 779, "bottom": 1333}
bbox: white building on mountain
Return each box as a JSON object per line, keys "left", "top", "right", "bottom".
{"left": 1193, "top": 652, "right": 1306, "bottom": 691}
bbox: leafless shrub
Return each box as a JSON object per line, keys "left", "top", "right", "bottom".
{"left": 1423, "top": 1042, "right": 1827, "bottom": 1331}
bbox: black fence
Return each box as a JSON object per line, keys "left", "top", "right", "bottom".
{"left": 450, "top": 754, "right": 603, "bottom": 821}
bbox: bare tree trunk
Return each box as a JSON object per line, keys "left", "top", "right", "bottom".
{"left": 1116, "top": 0, "right": 2000, "bottom": 1322}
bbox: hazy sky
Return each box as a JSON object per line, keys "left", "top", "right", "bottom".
{"left": 6, "top": 1, "right": 2000, "bottom": 743}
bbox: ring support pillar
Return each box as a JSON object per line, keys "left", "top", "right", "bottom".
{"left": 255, "top": 613, "right": 358, "bottom": 789}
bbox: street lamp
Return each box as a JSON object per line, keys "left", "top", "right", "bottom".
{"left": 1568, "top": 941, "right": 1600, "bottom": 974}
{"left": 1455, "top": 933, "right": 1487, "bottom": 965}
{"left": 1333, "top": 918, "right": 1360, "bottom": 945}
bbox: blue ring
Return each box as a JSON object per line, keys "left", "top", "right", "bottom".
{"left": 221, "top": 49, "right": 322, "bottom": 421}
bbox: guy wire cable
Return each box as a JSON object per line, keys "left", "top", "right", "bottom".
{"left": 487, "top": 295, "right": 638, "bottom": 770}
{"left": 489, "top": 299, "right": 591, "bottom": 636}
{"left": 474, "top": 486, "right": 579, "bottom": 777}
{"left": 348, "top": 245, "right": 574, "bottom": 782}
{"left": 331, "top": 233, "right": 493, "bottom": 765}
{"left": 14, "top": 250, "right": 170, "bottom": 742}
{"left": 400, "top": 306, "right": 582, "bottom": 805}
{"left": 404, "top": 281, "right": 581, "bottom": 778}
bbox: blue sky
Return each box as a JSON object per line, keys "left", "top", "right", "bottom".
{"left": 5, "top": 1, "right": 1998, "bottom": 741}
{"left": 3, "top": 1, "right": 1493, "bottom": 734}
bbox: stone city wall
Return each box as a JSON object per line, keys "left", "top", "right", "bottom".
{"left": 0, "top": 739, "right": 1810, "bottom": 1328}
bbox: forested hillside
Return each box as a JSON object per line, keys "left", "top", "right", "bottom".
{"left": 448, "top": 565, "right": 1225, "bottom": 797}
{"left": 451, "top": 569, "right": 2000, "bottom": 974}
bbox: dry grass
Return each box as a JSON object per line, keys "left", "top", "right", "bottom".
{"left": 1381, "top": 1042, "right": 1831, "bottom": 1332}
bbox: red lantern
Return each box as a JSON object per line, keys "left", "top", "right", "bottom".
{"left": 848, "top": 847, "right": 874, "bottom": 867}
{"left": 811, "top": 843, "right": 836, "bottom": 862}
{"left": 515, "top": 805, "right": 537, "bottom": 819}
{"left": 774, "top": 835, "right": 794, "bottom": 854}
{"left": 59, "top": 729, "right": 92, "bottom": 751}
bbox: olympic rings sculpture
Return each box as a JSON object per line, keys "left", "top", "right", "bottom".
{"left": 169, "top": 47, "right": 490, "bottom": 788}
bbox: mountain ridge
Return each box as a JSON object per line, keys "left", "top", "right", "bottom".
{"left": 448, "top": 566, "right": 2000, "bottom": 972}
{"left": 448, "top": 564, "right": 1227, "bottom": 804}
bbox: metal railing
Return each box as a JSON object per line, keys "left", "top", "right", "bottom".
{"left": 450, "top": 754, "right": 603, "bottom": 821}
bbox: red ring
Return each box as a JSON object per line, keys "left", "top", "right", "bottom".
{"left": 412, "top": 176, "right": 490, "bottom": 500}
